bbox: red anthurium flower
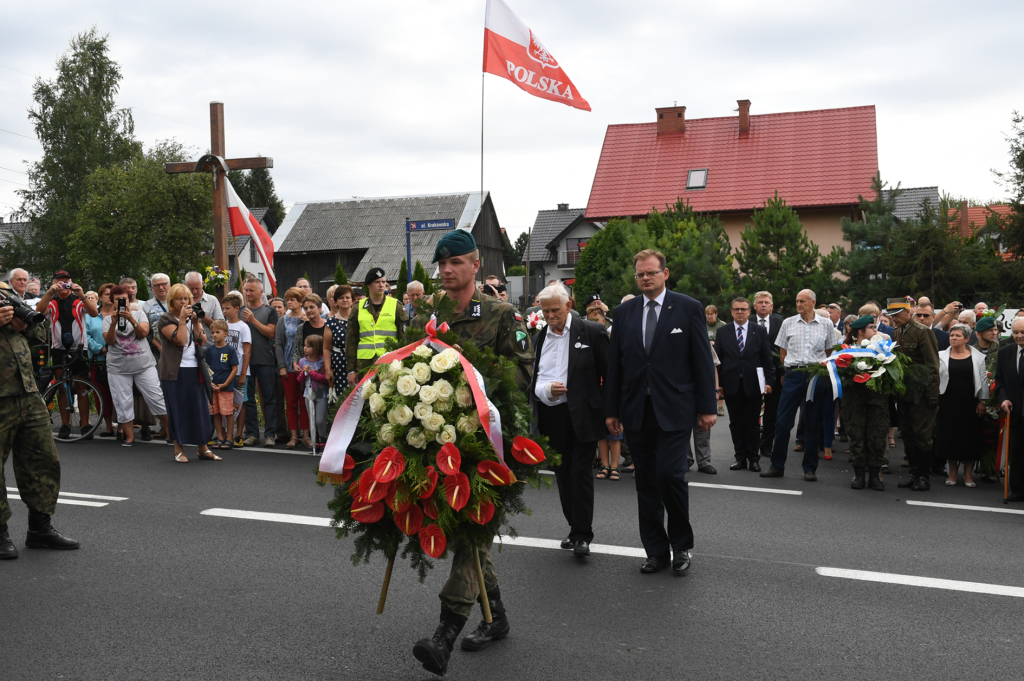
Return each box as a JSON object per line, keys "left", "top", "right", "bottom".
{"left": 349, "top": 478, "right": 362, "bottom": 501}
{"left": 437, "top": 443, "right": 461, "bottom": 476}
{"left": 358, "top": 468, "right": 390, "bottom": 503}
{"left": 477, "top": 460, "right": 515, "bottom": 486}
{"left": 835, "top": 355, "right": 853, "bottom": 368}
{"left": 351, "top": 500, "right": 385, "bottom": 524}
{"left": 372, "top": 447, "right": 405, "bottom": 483}
{"left": 443, "top": 472, "right": 470, "bottom": 511}
{"left": 394, "top": 505, "right": 424, "bottom": 536}
{"left": 385, "top": 480, "right": 412, "bottom": 513}
{"left": 341, "top": 454, "right": 356, "bottom": 482}
{"left": 853, "top": 372, "right": 871, "bottom": 384}
{"left": 419, "top": 523, "right": 446, "bottom": 558}
{"left": 422, "top": 496, "right": 439, "bottom": 519}
{"left": 511, "top": 436, "right": 545, "bottom": 465}
{"left": 467, "top": 498, "right": 495, "bottom": 525}
{"left": 418, "top": 466, "right": 439, "bottom": 499}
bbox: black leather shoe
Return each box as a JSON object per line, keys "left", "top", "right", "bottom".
{"left": 559, "top": 538, "right": 574, "bottom": 550}
{"left": 461, "top": 588, "right": 510, "bottom": 651}
{"left": 803, "top": 471, "right": 817, "bottom": 482}
{"left": 0, "top": 524, "right": 17, "bottom": 560}
{"left": 729, "top": 460, "right": 747, "bottom": 471}
{"left": 140, "top": 426, "right": 153, "bottom": 442}
{"left": 413, "top": 610, "right": 467, "bottom": 676}
{"left": 25, "top": 512, "right": 79, "bottom": 550}
{"left": 1006, "top": 494, "right": 1024, "bottom": 503}
{"left": 640, "top": 555, "right": 670, "bottom": 574}
{"left": 851, "top": 466, "right": 866, "bottom": 490}
{"left": 672, "top": 550, "right": 691, "bottom": 574}
{"left": 760, "top": 468, "right": 784, "bottom": 478}
{"left": 698, "top": 464, "right": 717, "bottom": 475}
{"left": 573, "top": 541, "right": 590, "bottom": 557}
{"left": 897, "top": 476, "right": 916, "bottom": 488}
{"left": 868, "top": 466, "right": 884, "bottom": 491}
{"left": 749, "top": 461, "right": 762, "bottom": 473}
{"left": 911, "top": 476, "right": 931, "bottom": 492}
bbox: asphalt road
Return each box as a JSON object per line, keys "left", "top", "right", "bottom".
{"left": 3, "top": 420, "right": 1023, "bottom": 681}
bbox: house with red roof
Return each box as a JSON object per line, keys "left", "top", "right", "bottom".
{"left": 584, "top": 101, "right": 879, "bottom": 255}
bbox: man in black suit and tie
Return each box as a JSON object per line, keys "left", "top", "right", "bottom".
{"left": 605, "top": 249, "right": 718, "bottom": 574}
{"left": 993, "top": 317, "right": 1024, "bottom": 502}
{"left": 531, "top": 285, "right": 609, "bottom": 556}
{"left": 717, "top": 297, "right": 775, "bottom": 472}
{"left": 753, "top": 292, "right": 785, "bottom": 459}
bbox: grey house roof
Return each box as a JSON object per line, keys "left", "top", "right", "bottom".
{"left": 275, "top": 192, "right": 486, "bottom": 282}
{"left": 882, "top": 187, "right": 940, "bottom": 222}
{"left": 523, "top": 206, "right": 585, "bottom": 263}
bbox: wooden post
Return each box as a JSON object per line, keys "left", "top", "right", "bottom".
{"left": 377, "top": 554, "right": 396, "bottom": 614}
{"left": 210, "top": 102, "right": 230, "bottom": 297}
{"left": 1004, "top": 417, "right": 1011, "bottom": 505}
{"left": 473, "top": 548, "right": 492, "bottom": 623}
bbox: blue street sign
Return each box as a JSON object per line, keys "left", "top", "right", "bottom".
{"left": 407, "top": 219, "right": 456, "bottom": 232}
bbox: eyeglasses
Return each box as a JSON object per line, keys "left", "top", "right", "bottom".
{"left": 634, "top": 269, "right": 664, "bottom": 280}
{"left": 914, "top": 313, "right": 932, "bottom": 319}
{"left": 731, "top": 308, "right": 750, "bottom": 313}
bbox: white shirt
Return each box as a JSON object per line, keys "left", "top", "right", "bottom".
{"left": 534, "top": 314, "right": 572, "bottom": 406}
{"left": 776, "top": 313, "right": 834, "bottom": 367}
{"left": 755, "top": 314, "right": 772, "bottom": 335}
{"left": 640, "top": 288, "right": 667, "bottom": 342}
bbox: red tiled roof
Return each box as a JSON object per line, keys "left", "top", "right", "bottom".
{"left": 585, "top": 105, "right": 879, "bottom": 220}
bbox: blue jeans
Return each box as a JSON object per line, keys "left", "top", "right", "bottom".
{"left": 244, "top": 364, "right": 278, "bottom": 438}
{"left": 770, "top": 369, "right": 829, "bottom": 473}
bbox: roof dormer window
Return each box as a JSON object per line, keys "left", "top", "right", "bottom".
{"left": 686, "top": 169, "right": 708, "bottom": 190}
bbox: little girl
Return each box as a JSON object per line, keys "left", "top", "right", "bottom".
{"left": 298, "top": 334, "right": 329, "bottom": 448}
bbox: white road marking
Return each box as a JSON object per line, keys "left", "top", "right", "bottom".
{"left": 495, "top": 534, "right": 647, "bottom": 558}
{"left": 906, "top": 500, "right": 1024, "bottom": 516}
{"left": 202, "top": 508, "right": 332, "bottom": 527}
{"left": 7, "top": 488, "right": 127, "bottom": 502}
{"left": 56, "top": 499, "right": 108, "bottom": 507}
{"left": 132, "top": 440, "right": 318, "bottom": 456}
{"left": 690, "top": 482, "right": 802, "bottom": 496}
{"left": 816, "top": 567, "right": 1024, "bottom": 598}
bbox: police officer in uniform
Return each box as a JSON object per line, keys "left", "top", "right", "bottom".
{"left": 843, "top": 315, "right": 888, "bottom": 491}
{"left": 410, "top": 230, "right": 533, "bottom": 677}
{"left": 345, "top": 266, "right": 409, "bottom": 385}
{"left": 0, "top": 282, "right": 80, "bottom": 560}
{"left": 888, "top": 297, "right": 940, "bottom": 491}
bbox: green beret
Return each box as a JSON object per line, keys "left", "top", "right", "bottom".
{"left": 975, "top": 316, "right": 996, "bottom": 332}
{"left": 850, "top": 315, "right": 875, "bottom": 331}
{"left": 432, "top": 230, "right": 477, "bottom": 263}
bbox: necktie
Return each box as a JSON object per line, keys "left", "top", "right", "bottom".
{"left": 759, "top": 318, "right": 766, "bottom": 329}
{"left": 645, "top": 300, "right": 657, "bottom": 353}
{"left": 737, "top": 325, "right": 745, "bottom": 353}
{"left": 1018, "top": 349, "right": 1023, "bottom": 378}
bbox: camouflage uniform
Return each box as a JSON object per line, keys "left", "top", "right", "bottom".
{"left": 0, "top": 287, "right": 61, "bottom": 526}
{"left": 841, "top": 382, "right": 889, "bottom": 467}
{"left": 894, "top": 319, "right": 940, "bottom": 478}
{"left": 410, "top": 291, "right": 533, "bottom": 618}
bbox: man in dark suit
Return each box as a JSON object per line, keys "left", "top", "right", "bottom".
{"left": 914, "top": 303, "right": 950, "bottom": 352}
{"left": 993, "top": 317, "right": 1024, "bottom": 502}
{"left": 717, "top": 296, "right": 775, "bottom": 472}
{"left": 753, "top": 292, "right": 785, "bottom": 458}
{"left": 531, "top": 285, "right": 609, "bottom": 556}
{"left": 605, "top": 249, "right": 717, "bottom": 575}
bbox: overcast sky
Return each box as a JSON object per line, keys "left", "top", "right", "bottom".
{"left": 1, "top": 0, "right": 1021, "bottom": 240}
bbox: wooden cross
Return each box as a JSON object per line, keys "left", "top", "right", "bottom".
{"left": 164, "top": 102, "right": 273, "bottom": 292}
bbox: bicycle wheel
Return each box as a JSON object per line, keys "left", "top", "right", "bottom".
{"left": 42, "top": 377, "right": 105, "bottom": 443}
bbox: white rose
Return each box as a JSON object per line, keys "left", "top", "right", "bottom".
{"left": 412, "top": 362, "right": 433, "bottom": 384}
{"left": 379, "top": 424, "right": 395, "bottom": 444}
{"left": 406, "top": 427, "right": 427, "bottom": 449}
{"left": 361, "top": 381, "right": 377, "bottom": 399}
{"left": 455, "top": 385, "right": 474, "bottom": 408}
{"left": 434, "top": 399, "right": 453, "bottom": 413}
{"left": 418, "top": 384, "right": 439, "bottom": 404}
{"left": 378, "top": 380, "right": 396, "bottom": 397}
{"left": 860, "top": 339, "right": 871, "bottom": 347}
{"left": 390, "top": 405, "right": 413, "bottom": 426}
{"left": 422, "top": 412, "right": 446, "bottom": 433}
{"left": 387, "top": 359, "right": 404, "bottom": 379}
{"left": 396, "top": 374, "right": 420, "bottom": 397}
{"left": 368, "top": 393, "right": 386, "bottom": 415}
{"left": 433, "top": 379, "right": 454, "bottom": 401}
{"left": 441, "top": 348, "right": 461, "bottom": 371}
{"left": 435, "top": 425, "right": 457, "bottom": 445}
{"left": 429, "top": 352, "right": 448, "bottom": 374}
{"left": 413, "top": 402, "right": 433, "bottom": 421}
{"left": 456, "top": 413, "right": 479, "bottom": 434}
{"left": 412, "top": 345, "right": 434, "bottom": 359}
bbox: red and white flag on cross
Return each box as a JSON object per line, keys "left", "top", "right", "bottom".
{"left": 225, "top": 178, "right": 277, "bottom": 296}
{"left": 482, "top": 0, "right": 591, "bottom": 112}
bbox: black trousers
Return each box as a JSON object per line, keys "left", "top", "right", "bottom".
{"left": 1008, "top": 414, "right": 1024, "bottom": 496}
{"left": 725, "top": 381, "right": 762, "bottom": 463}
{"left": 624, "top": 397, "right": 694, "bottom": 558}
{"left": 759, "top": 380, "right": 781, "bottom": 457}
{"left": 539, "top": 403, "right": 595, "bottom": 544}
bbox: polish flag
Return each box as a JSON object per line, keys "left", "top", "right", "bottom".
{"left": 483, "top": 0, "right": 591, "bottom": 112}
{"left": 225, "top": 178, "right": 277, "bottom": 296}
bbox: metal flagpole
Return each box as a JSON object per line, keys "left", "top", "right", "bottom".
{"left": 480, "top": 73, "right": 485, "bottom": 197}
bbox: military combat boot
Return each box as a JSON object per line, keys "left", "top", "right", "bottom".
{"left": 0, "top": 524, "right": 18, "bottom": 560}
{"left": 850, "top": 466, "right": 866, "bottom": 490}
{"left": 413, "top": 610, "right": 467, "bottom": 676}
{"left": 461, "top": 587, "right": 511, "bottom": 652}
{"left": 868, "top": 466, "right": 884, "bottom": 491}
{"left": 25, "top": 511, "right": 80, "bottom": 550}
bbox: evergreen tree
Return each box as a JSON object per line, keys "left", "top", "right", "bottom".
{"left": 513, "top": 232, "right": 530, "bottom": 263}
{"left": 994, "top": 110, "right": 1024, "bottom": 288}
{"left": 413, "top": 261, "right": 433, "bottom": 294}
{"left": 657, "top": 200, "right": 737, "bottom": 314}
{"left": 838, "top": 174, "right": 901, "bottom": 304}
{"left": 12, "top": 27, "right": 141, "bottom": 277}
{"left": 396, "top": 258, "right": 409, "bottom": 299}
{"left": 334, "top": 259, "right": 348, "bottom": 285}
{"left": 573, "top": 218, "right": 635, "bottom": 307}
{"left": 501, "top": 229, "right": 517, "bottom": 270}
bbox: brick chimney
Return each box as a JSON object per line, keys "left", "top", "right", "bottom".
{"left": 655, "top": 105, "right": 686, "bottom": 134}
{"left": 959, "top": 200, "right": 970, "bottom": 237}
{"left": 738, "top": 99, "right": 751, "bottom": 134}
{"left": 557, "top": 203, "right": 568, "bottom": 211}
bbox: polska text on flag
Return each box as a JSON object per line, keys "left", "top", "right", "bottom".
{"left": 482, "top": 0, "right": 591, "bottom": 112}
{"left": 225, "top": 179, "right": 278, "bottom": 296}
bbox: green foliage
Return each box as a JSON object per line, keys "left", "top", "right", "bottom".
{"left": 573, "top": 218, "right": 638, "bottom": 308}
{"left": 412, "top": 260, "right": 433, "bottom": 294}
{"left": 396, "top": 258, "right": 408, "bottom": 299}
{"left": 12, "top": 27, "right": 142, "bottom": 278}
{"left": 68, "top": 140, "right": 213, "bottom": 287}
{"left": 226, "top": 165, "right": 286, "bottom": 228}
{"left": 501, "top": 229, "right": 517, "bottom": 270}
{"left": 506, "top": 265, "right": 525, "bottom": 276}
{"left": 512, "top": 231, "right": 530, "bottom": 263}
{"left": 334, "top": 259, "right": 348, "bottom": 285}
{"left": 994, "top": 110, "right": 1024, "bottom": 287}
{"left": 839, "top": 174, "right": 901, "bottom": 304}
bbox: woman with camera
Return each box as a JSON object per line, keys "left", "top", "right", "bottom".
{"left": 157, "top": 284, "right": 217, "bottom": 462}
{"left": 103, "top": 285, "right": 169, "bottom": 447}
{"left": 86, "top": 283, "right": 116, "bottom": 438}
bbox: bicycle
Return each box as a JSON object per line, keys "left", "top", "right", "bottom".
{"left": 37, "top": 347, "right": 106, "bottom": 443}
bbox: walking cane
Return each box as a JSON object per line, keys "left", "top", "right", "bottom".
{"left": 306, "top": 392, "right": 318, "bottom": 457}
{"left": 1004, "top": 415, "right": 1011, "bottom": 505}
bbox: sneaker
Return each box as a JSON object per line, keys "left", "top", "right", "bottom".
{"left": 717, "top": 403, "right": 725, "bottom": 416}
{"left": 233, "top": 437, "right": 245, "bottom": 448}
{"left": 263, "top": 437, "right": 276, "bottom": 448}
{"left": 243, "top": 436, "right": 260, "bottom": 447}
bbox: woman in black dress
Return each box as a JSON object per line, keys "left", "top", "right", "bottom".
{"left": 323, "top": 284, "right": 353, "bottom": 394}
{"left": 936, "top": 324, "right": 988, "bottom": 487}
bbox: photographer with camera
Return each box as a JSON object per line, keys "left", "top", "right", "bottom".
{"left": 36, "top": 270, "right": 99, "bottom": 440}
{"left": 0, "top": 280, "right": 80, "bottom": 560}
{"left": 184, "top": 271, "right": 224, "bottom": 350}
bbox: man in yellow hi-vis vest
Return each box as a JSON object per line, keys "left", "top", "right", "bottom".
{"left": 346, "top": 266, "right": 409, "bottom": 384}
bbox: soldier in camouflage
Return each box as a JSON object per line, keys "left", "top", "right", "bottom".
{"left": 0, "top": 281, "right": 80, "bottom": 560}
{"left": 842, "top": 316, "right": 889, "bottom": 491}
{"left": 410, "top": 230, "right": 533, "bottom": 677}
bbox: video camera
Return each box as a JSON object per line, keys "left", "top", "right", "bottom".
{"left": 0, "top": 287, "right": 45, "bottom": 329}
